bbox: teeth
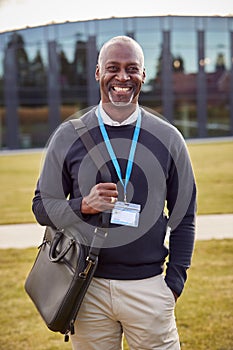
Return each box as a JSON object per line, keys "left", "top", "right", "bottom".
{"left": 113, "top": 87, "right": 130, "bottom": 92}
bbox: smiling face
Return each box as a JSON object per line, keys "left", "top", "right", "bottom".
{"left": 95, "top": 37, "right": 146, "bottom": 120}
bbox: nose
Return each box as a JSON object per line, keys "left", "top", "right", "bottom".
{"left": 116, "top": 69, "right": 130, "bottom": 81}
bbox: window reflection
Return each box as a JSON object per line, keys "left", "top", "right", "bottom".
{"left": 205, "top": 31, "right": 230, "bottom": 137}
{"left": 59, "top": 36, "right": 88, "bottom": 105}
{"left": 171, "top": 30, "right": 198, "bottom": 137}
{"left": 0, "top": 16, "right": 232, "bottom": 149}
{"left": 136, "top": 31, "right": 162, "bottom": 111}
{"left": 6, "top": 32, "right": 46, "bottom": 89}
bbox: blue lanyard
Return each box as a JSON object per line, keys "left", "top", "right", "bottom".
{"left": 97, "top": 105, "right": 141, "bottom": 202}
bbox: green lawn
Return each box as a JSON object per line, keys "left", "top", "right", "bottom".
{"left": 0, "top": 239, "right": 232, "bottom": 350}
{"left": 0, "top": 141, "right": 232, "bottom": 224}
{"left": 0, "top": 152, "right": 42, "bottom": 224}
{"left": 188, "top": 141, "right": 233, "bottom": 215}
{"left": 0, "top": 141, "right": 232, "bottom": 349}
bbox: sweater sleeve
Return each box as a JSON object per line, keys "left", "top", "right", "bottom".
{"left": 165, "top": 129, "right": 197, "bottom": 296}
{"left": 32, "top": 121, "right": 89, "bottom": 229}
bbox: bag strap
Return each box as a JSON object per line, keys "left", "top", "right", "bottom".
{"left": 70, "top": 118, "right": 111, "bottom": 264}
{"left": 71, "top": 118, "right": 110, "bottom": 183}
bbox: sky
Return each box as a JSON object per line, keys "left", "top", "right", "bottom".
{"left": 0, "top": 0, "right": 232, "bottom": 33}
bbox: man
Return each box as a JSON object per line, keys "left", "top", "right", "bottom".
{"left": 32, "top": 36, "right": 196, "bottom": 350}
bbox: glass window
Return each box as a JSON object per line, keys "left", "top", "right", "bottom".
{"left": 87, "top": 20, "right": 98, "bottom": 36}
{"left": 1, "top": 16, "right": 232, "bottom": 148}
{"left": 205, "top": 29, "right": 231, "bottom": 137}
{"left": 0, "top": 34, "right": 5, "bottom": 79}
{"left": 135, "top": 29, "right": 162, "bottom": 112}
{"left": 206, "top": 17, "right": 228, "bottom": 31}
{"left": 46, "top": 23, "right": 59, "bottom": 41}
{"left": 59, "top": 37, "right": 88, "bottom": 88}
{"left": 1, "top": 28, "right": 49, "bottom": 147}
{"left": 172, "top": 30, "right": 197, "bottom": 73}
{"left": 205, "top": 31, "right": 230, "bottom": 72}
{"left": 227, "top": 17, "right": 233, "bottom": 31}
{"left": 0, "top": 51, "right": 3, "bottom": 79}
{"left": 55, "top": 21, "right": 89, "bottom": 65}
{"left": 97, "top": 18, "right": 125, "bottom": 48}
{"left": 0, "top": 33, "right": 5, "bottom": 146}
{"left": 171, "top": 16, "right": 196, "bottom": 30}
{"left": 58, "top": 38, "right": 76, "bottom": 65}
{"left": 171, "top": 29, "right": 198, "bottom": 137}
{"left": 56, "top": 21, "right": 88, "bottom": 41}
{"left": 15, "top": 27, "right": 47, "bottom": 61}
{"left": 124, "top": 17, "right": 135, "bottom": 34}
{"left": 136, "top": 31, "right": 162, "bottom": 87}
{"left": 159, "top": 16, "right": 172, "bottom": 31}
{"left": 2, "top": 31, "right": 47, "bottom": 90}
{"left": 0, "top": 28, "right": 47, "bottom": 77}
{"left": 135, "top": 17, "right": 160, "bottom": 31}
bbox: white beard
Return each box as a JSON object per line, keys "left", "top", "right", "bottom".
{"left": 108, "top": 90, "right": 134, "bottom": 107}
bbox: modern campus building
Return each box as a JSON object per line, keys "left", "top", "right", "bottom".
{"left": 0, "top": 15, "right": 232, "bottom": 149}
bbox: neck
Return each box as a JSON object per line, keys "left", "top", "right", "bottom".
{"left": 102, "top": 102, "right": 137, "bottom": 122}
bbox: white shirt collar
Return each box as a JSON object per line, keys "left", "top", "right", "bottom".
{"left": 96, "top": 101, "right": 139, "bottom": 126}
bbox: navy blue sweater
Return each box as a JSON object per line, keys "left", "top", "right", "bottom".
{"left": 32, "top": 107, "right": 196, "bottom": 296}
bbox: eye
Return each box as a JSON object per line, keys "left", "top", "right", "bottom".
{"left": 106, "top": 65, "right": 118, "bottom": 72}
{"left": 127, "top": 66, "right": 140, "bottom": 73}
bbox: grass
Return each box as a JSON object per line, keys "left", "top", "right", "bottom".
{"left": 176, "top": 239, "right": 233, "bottom": 350}
{"left": 0, "top": 141, "right": 232, "bottom": 349}
{"left": 188, "top": 141, "right": 233, "bottom": 215}
{"left": 0, "top": 141, "right": 232, "bottom": 224}
{"left": 0, "top": 152, "right": 42, "bottom": 224}
{"left": 0, "top": 248, "right": 70, "bottom": 350}
{"left": 0, "top": 239, "right": 232, "bottom": 350}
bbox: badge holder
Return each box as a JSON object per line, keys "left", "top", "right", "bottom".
{"left": 111, "top": 201, "right": 141, "bottom": 227}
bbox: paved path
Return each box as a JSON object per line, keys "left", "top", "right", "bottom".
{"left": 0, "top": 214, "right": 232, "bottom": 248}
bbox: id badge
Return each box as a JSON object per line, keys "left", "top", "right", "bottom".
{"left": 111, "top": 201, "right": 141, "bottom": 227}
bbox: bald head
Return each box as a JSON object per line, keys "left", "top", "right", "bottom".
{"left": 95, "top": 35, "right": 146, "bottom": 118}
{"left": 98, "top": 36, "right": 145, "bottom": 70}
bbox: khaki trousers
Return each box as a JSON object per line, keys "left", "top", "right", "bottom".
{"left": 71, "top": 274, "right": 180, "bottom": 350}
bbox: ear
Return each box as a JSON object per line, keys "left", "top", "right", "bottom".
{"left": 95, "top": 64, "right": 100, "bottom": 81}
{"left": 142, "top": 68, "right": 146, "bottom": 84}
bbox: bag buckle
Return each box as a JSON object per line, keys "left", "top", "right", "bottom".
{"left": 79, "top": 256, "right": 95, "bottom": 279}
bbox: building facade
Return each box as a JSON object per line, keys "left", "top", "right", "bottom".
{"left": 0, "top": 15, "right": 232, "bottom": 149}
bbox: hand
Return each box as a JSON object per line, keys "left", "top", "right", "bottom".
{"left": 81, "top": 182, "right": 118, "bottom": 214}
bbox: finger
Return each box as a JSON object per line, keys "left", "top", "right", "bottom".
{"left": 104, "top": 190, "right": 118, "bottom": 198}
{"left": 96, "top": 182, "right": 117, "bottom": 190}
{"left": 95, "top": 186, "right": 118, "bottom": 199}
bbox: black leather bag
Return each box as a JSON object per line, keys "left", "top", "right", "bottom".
{"left": 25, "top": 225, "right": 106, "bottom": 339}
{"left": 25, "top": 117, "right": 110, "bottom": 341}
